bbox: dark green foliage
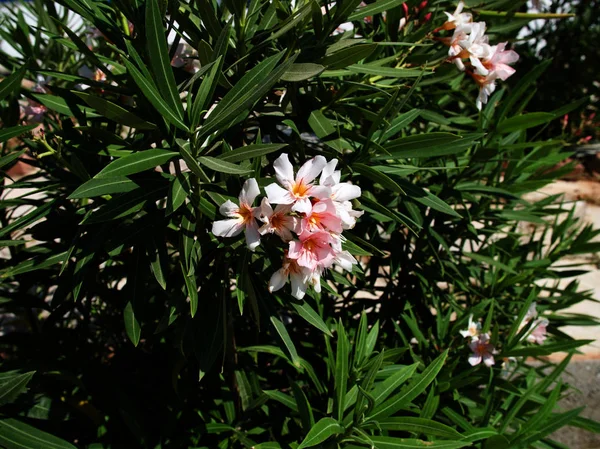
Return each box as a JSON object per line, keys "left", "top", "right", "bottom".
{"left": 0, "top": 0, "right": 599, "bottom": 447}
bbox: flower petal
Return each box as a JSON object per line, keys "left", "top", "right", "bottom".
{"left": 468, "top": 354, "right": 482, "bottom": 366}
{"left": 290, "top": 271, "right": 308, "bottom": 299}
{"left": 296, "top": 155, "right": 327, "bottom": 183}
{"left": 269, "top": 268, "right": 288, "bottom": 293}
{"left": 320, "top": 159, "right": 338, "bottom": 186}
{"left": 219, "top": 200, "right": 240, "bottom": 217}
{"left": 265, "top": 183, "right": 294, "bottom": 204}
{"left": 335, "top": 250, "right": 357, "bottom": 272}
{"left": 483, "top": 354, "right": 495, "bottom": 367}
{"left": 333, "top": 183, "right": 361, "bottom": 202}
{"left": 309, "top": 185, "right": 332, "bottom": 200}
{"left": 245, "top": 224, "right": 261, "bottom": 251}
{"left": 292, "top": 198, "right": 312, "bottom": 214}
{"left": 273, "top": 153, "right": 295, "bottom": 187}
{"left": 212, "top": 219, "right": 244, "bottom": 237}
{"left": 239, "top": 178, "right": 260, "bottom": 206}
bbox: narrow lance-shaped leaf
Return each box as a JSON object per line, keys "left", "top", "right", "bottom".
{"left": 146, "top": 0, "right": 184, "bottom": 116}
{"left": 297, "top": 417, "right": 344, "bottom": 449}
{"left": 95, "top": 149, "right": 178, "bottom": 178}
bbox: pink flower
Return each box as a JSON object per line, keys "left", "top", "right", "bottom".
{"left": 471, "top": 43, "right": 519, "bottom": 109}
{"left": 319, "top": 159, "right": 363, "bottom": 229}
{"left": 288, "top": 230, "right": 336, "bottom": 271}
{"left": 468, "top": 333, "right": 496, "bottom": 367}
{"left": 269, "top": 255, "right": 311, "bottom": 299}
{"left": 471, "top": 42, "right": 519, "bottom": 80}
{"left": 257, "top": 198, "right": 299, "bottom": 242}
{"left": 301, "top": 199, "right": 343, "bottom": 234}
{"left": 265, "top": 154, "right": 330, "bottom": 213}
{"left": 212, "top": 178, "right": 262, "bottom": 251}
{"left": 527, "top": 319, "right": 548, "bottom": 345}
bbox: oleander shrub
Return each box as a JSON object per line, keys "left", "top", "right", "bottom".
{"left": 0, "top": 0, "right": 599, "bottom": 447}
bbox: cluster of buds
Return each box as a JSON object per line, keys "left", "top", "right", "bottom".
{"left": 437, "top": 2, "right": 519, "bottom": 110}
{"left": 212, "top": 153, "right": 363, "bottom": 299}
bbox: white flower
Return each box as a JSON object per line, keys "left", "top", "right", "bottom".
{"left": 265, "top": 153, "right": 330, "bottom": 214}
{"left": 468, "top": 333, "right": 497, "bottom": 367}
{"left": 443, "top": 1, "right": 473, "bottom": 31}
{"left": 269, "top": 256, "right": 311, "bottom": 299}
{"left": 257, "top": 198, "right": 299, "bottom": 242}
{"left": 460, "top": 315, "right": 481, "bottom": 339}
{"left": 211, "top": 178, "right": 262, "bottom": 251}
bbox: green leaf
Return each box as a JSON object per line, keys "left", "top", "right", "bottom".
{"left": 373, "top": 417, "right": 463, "bottom": 439}
{"left": 219, "top": 144, "right": 288, "bottom": 163}
{"left": 369, "top": 350, "right": 448, "bottom": 420}
{"left": 347, "top": 64, "right": 431, "bottom": 78}
{"left": 0, "top": 149, "right": 26, "bottom": 170}
{"left": 463, "top": 252, "right": 516, "bottom": 274}
{"left": 73, "top": 92, "right": 157, "bottom": 130}
{"left": 124, "top": 301, "right": 141, "bottom": 346}
{"left": 517, "top": 408, "right": 583, "bottom": 447}
{"left": 291, "top": 381, "right": 315, "bottom": 430}
{"left": 291, "top": 301, "right": 332, "bottom": 336}
{"left": 398, "top": 181, "right": 461, "bottom": 218}
{"left": 0, "top": 65, "right": 26, "bottom": 102}
{"left": 308, "top": 110, "right": 336, "bottom": 138}
{"left": 191, "top": 56, "right": 223, "bottom": 129}
{"left": 0, "top": 371, "right": 35, "bottom": 406}
{"left": 124, "top": 59, "right": 189, "bottom": 131}
{"left": 95, "top": 149, "right": 177, "bottom": 178}
{"left": 502, "top": 340, "right": 593, "bottom": 357}
{"left": 369, "top": 437, "right": 470, "bottom": 448}
{"left": 371, "top": 363, "right": 419, "bottom": 403}
{"left": 0, "top": 418, "right": 76, "bottom": 449}
{"left": 263, "top": 390, "right": 298, "bottom": 411}
{"left": 68, "top": 177, "right": 139, "bottom": 199}
{"left": 182, "top": 262, "right": 199, "bottom": 316}
{"left": 377, "top": 134, "right": 483, "bottom": 159}
{"left": 199, "top": 52, "right": 296, "bottom": 139}
{"left": 0, "top": 124, "right": 39, "bottom": 144}
{"left": 0, "top": 251, "right": 68, "bottom": 278}
{"left": 378, "top": 109, "right": 421, "bottom": 142}
{"left": 496, "top": 113, "right": 555, "bottom": 134}
{"left": 271, "top": 316, "right": 301, "bottom": 368}
{"left": 348, "top": 0, "right": 405, "bottom": 20}
{"left": 82, "top": 183, "right": 167, "bottom": 224}
{"left": 198, "top": 156, "right": 253, "bottom": 175}
{"left": 353, "top": 163, "right": 405, "bottom": 194}
{"left": 321, "top": 44, "right": 377, "bottom": 70}
{"left": 0, "top": 200, "right": 55, "bottom": 239}
{"left": 335, "top": 320, "right": 349, "bottom": 420}
{"left": 166, "top": 172, "right": 190, "bottom": 215}
{"left": 31, "top": 93, "right": 100, "bottom": 118}
{"left": 281, "top": 63, "right": 325, "bottom": 82}
{"left": 297, "top": 417, "right": 344, "bottom": 449}
{"left": 146, "top": 0, "right": 184, "bottom": 116}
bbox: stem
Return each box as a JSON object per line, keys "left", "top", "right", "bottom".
{"left": 474, "top": 10, "right": 574, "bottom": 19}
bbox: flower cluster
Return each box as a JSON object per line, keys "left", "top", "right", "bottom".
{"left": 460, "top": 315, "right": 497, "bottom": 367}
{"left": 212, "top": 153, "right": 363, "bottom": 299}
{"left": 461, "top": 304, "right": 549, "bottom": 367}
{"left": 438, "top": 2, "right": 519, "bottom": 110}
